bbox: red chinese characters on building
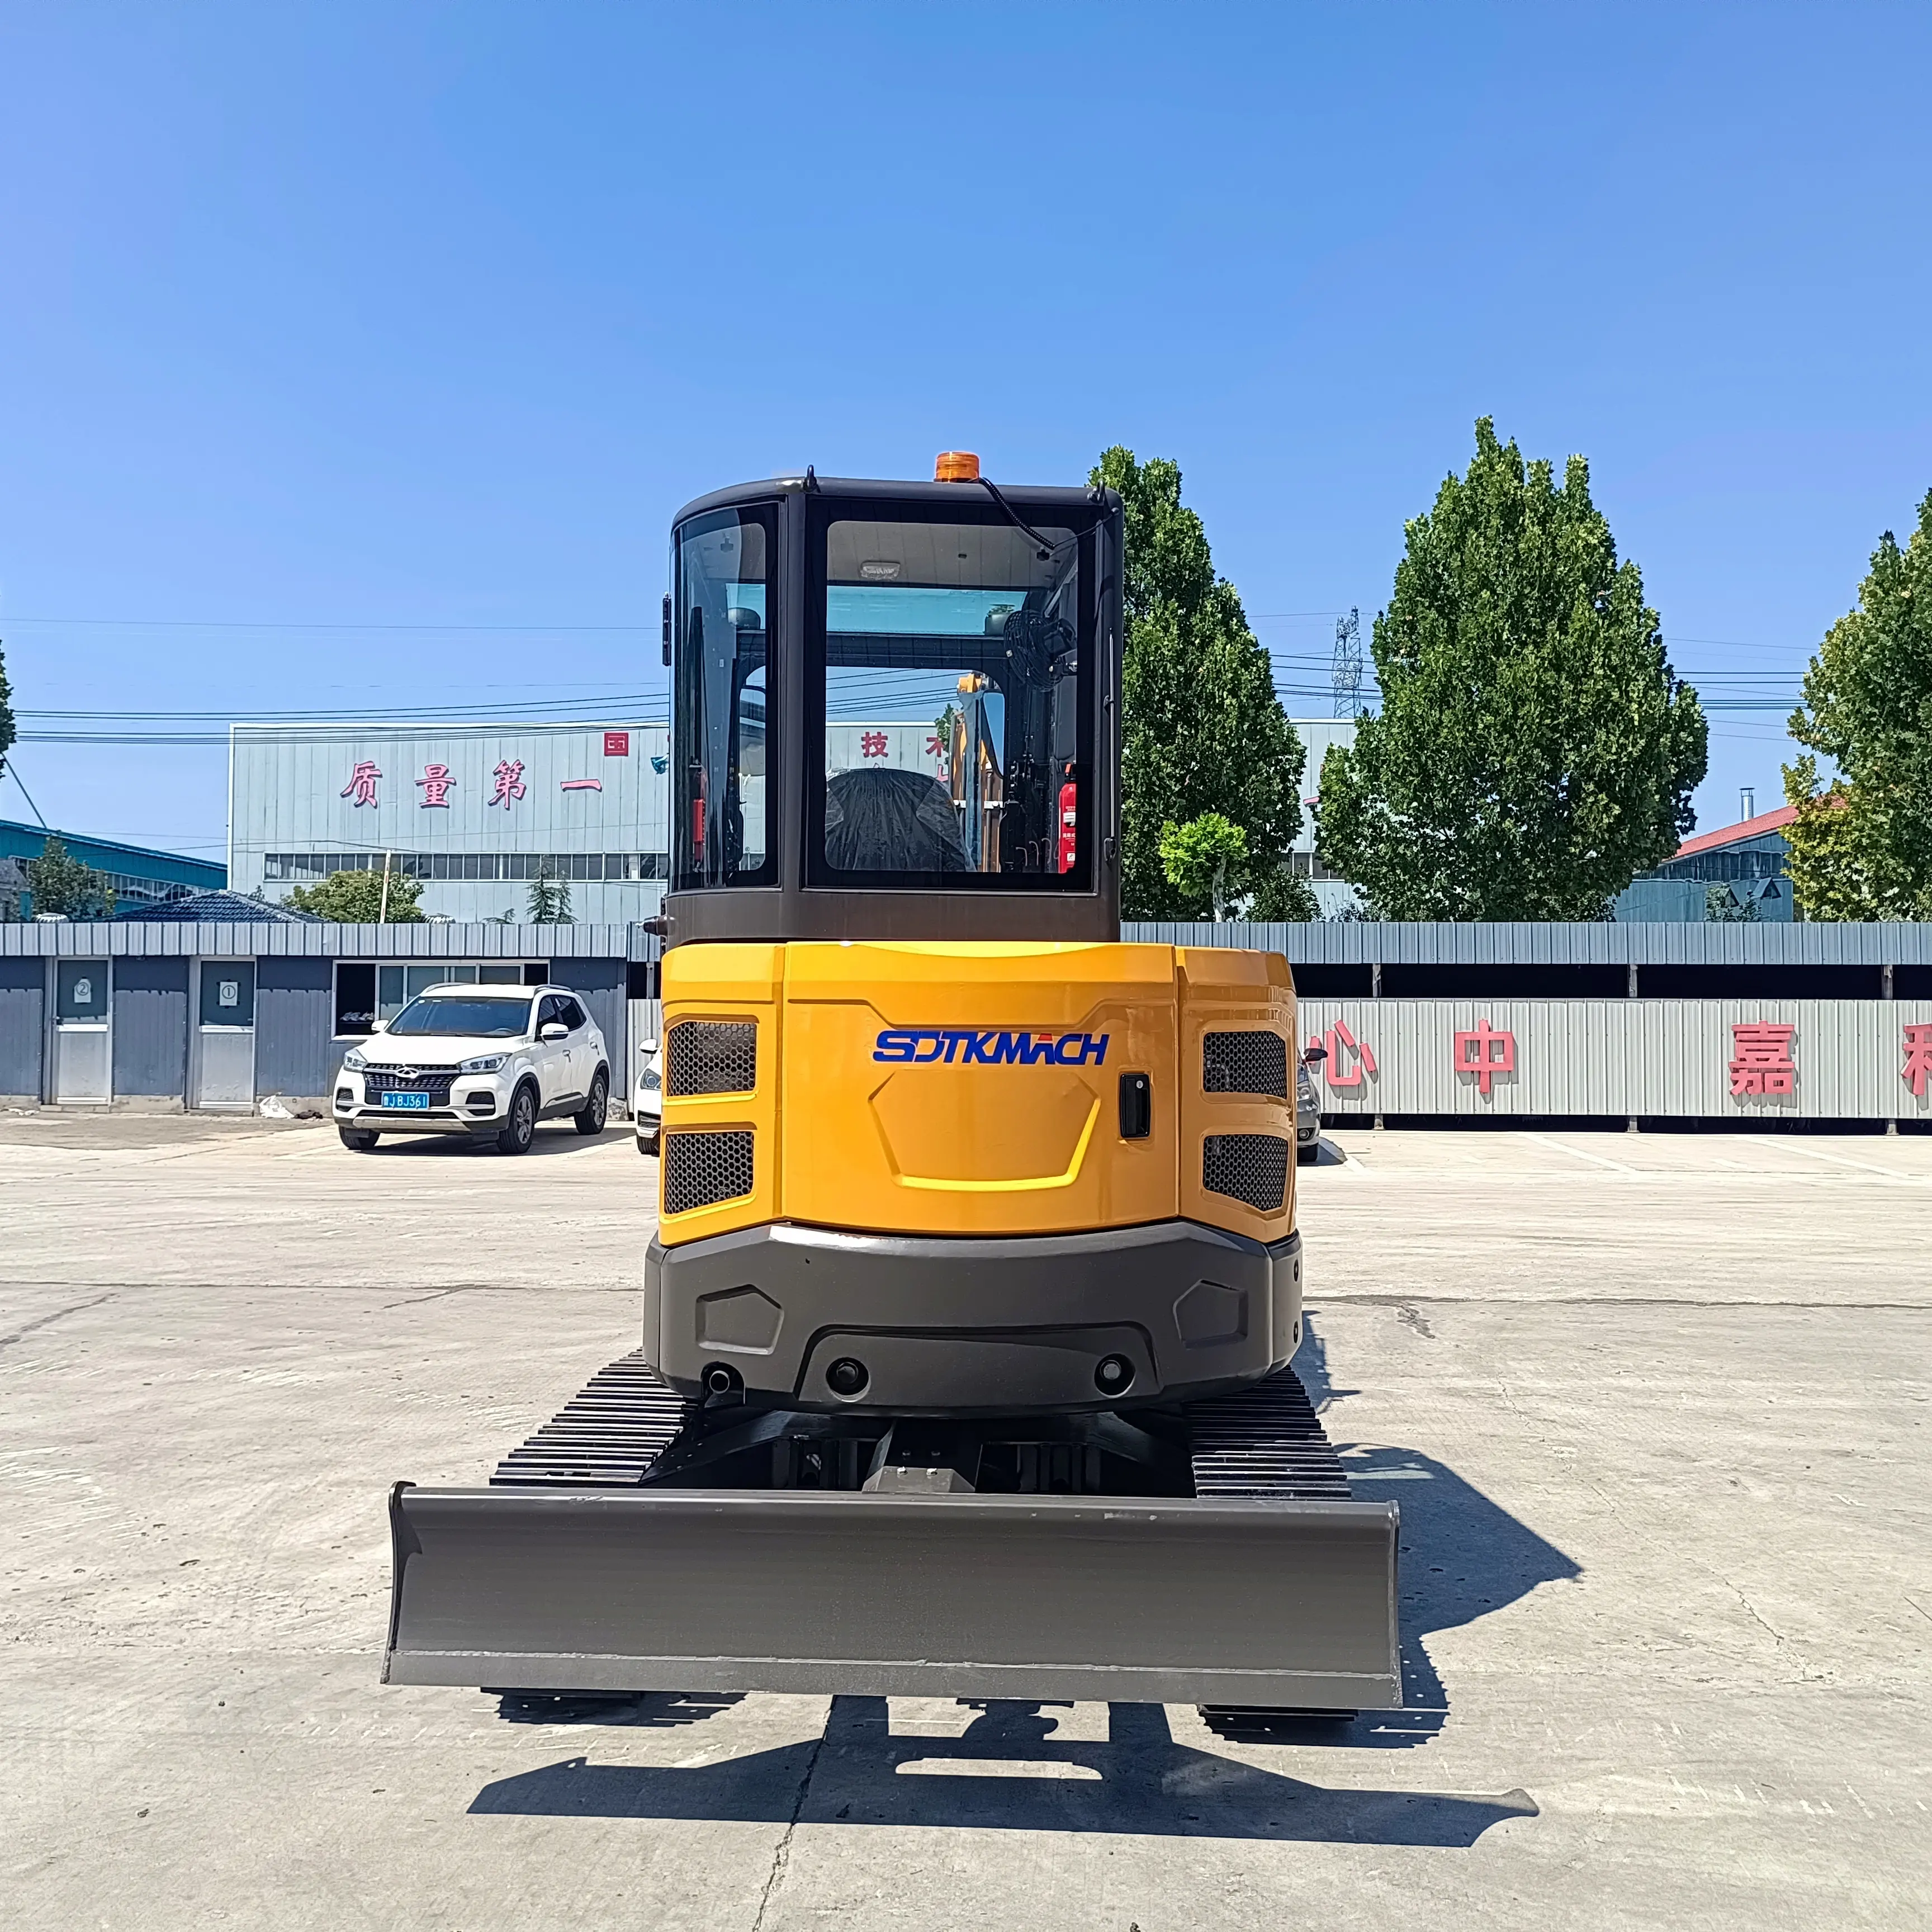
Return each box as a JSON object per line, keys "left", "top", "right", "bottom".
{"left": 1309, "top": 1018, "right": 1378, "bottom": 1089}
{"left": 415, "top": 763, "right": 454, "bottom": 807}
{"left": 1452, "top": 1019, "right": 1515, "bottom": 1095}
{"left": 1729, "top": 1022, "right": 1796, "bottom": 1098}
{"left": 488, "top": 759, "right": 528, "bottom": 809}
{"left": 340, "top": 760, "right": 381, "bottom": 807}
{"left": 1902, "top": 1022, "right": 1932, "bottom": 1100}
{"left": 859, "top": 731, "right": 889, "bottom": 760}
{"left": 604, "top": 730, "right": 630, "bottom": 757}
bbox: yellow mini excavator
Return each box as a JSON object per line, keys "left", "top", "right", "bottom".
{"left": 382, "top": 456, "right": 1400, "bottom": 1712}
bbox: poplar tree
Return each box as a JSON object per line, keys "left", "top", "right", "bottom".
{"left": 1782, "top": 492, "right": 1932, "bottom": 920}
{"left": 1091, "top": 447, "right": 1313, "bottom": 920}
{"left": 1317, "top": 420, "right": 1707, "bottom": 920}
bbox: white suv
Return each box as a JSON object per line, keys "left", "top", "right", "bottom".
{"left": 334, "top": 983, "right": 610, "bottom": 1154}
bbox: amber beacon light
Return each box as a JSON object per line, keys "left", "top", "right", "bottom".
{"left": 934, "top": 450, "right": 981, "bottom": 482}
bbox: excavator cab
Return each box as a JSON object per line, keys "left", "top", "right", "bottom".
{"left": 382, "top": 461, "right": 1400, "bottom": 1712}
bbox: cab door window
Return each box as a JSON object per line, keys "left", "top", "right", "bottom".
{"left": 673, "top": 506, "right": 776, "bottom": 889}
{"left": 809, "top": 510, "right": 1092, "bottom": 889}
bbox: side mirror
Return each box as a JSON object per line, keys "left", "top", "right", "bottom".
{"left": 370, "top": 1017, "right": 389, "bottom": 1033}
{"left": 540, "top": 1021, "right": 569, "bottom": 1042}
{"left": 641, "top": 1039, "right": 659, "bottom": 1054}
{"left": 1301, "top": 1044, "right": 1327, "bottom": 1065}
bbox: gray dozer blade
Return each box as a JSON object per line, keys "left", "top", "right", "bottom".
{"left": 383, "top": 1483, "right": 1401, "bottom": 1709}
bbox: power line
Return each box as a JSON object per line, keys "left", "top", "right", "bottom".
{"left": 2, "top": 615, "right": 654, "bottom": 633}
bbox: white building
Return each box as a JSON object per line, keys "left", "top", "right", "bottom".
{"left": 229, "top": 721, "right": 670, "bottom": 924}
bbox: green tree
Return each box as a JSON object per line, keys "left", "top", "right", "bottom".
{"left": 284, "top": 866, "right": 425, "bottom": 922}
{"left": 0, "top": 637, "right": 15, "bottom": 789}
{"left": 1781, "top": 492, "right": 1932, "bottom": 920}
{"left": 1317, "top": 419, "right": 1707, "bottom": 920}
{"left": 1159, "top": 812, "right": 1247, "bottom": 919}
{"left": 24, "top": 835, "right": 115, "bottom": 917}
{"left": 527, "top": 859, "right": 572, "bottom": 924}
{"left": 1091, "top": 447, "right": 1309, "bottom": 919}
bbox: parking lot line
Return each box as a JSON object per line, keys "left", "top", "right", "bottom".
{"left": 1768, "top": 1140, "right": 1921, "bottom": 1183}
{"left": 1523, "top": 1131, "right": 1639, "bottom": 1176}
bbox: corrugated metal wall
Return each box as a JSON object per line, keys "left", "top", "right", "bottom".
{"left": 111, "top": 958, "right": 188, "bottom": 1098}
{"left": 0, "top": 922, "right": 640, "bottom": 959}
{"left": 3, "top": 921, "right": 1929, "bottom": 1119}
{"left": 0, "top": 956, "right": 44, "bottom": 1097}
{"left": 1297, "top": 998, "right": 1932, "bottom": 1120}
{"left": 550, "top": 958, "right": 627, "bottom": 1098}
{"left": 1127, "top": 921, "right": 1932, "bottom": 965}
{"left": 255, "top": 959, "right": 334, "bottom": 1099}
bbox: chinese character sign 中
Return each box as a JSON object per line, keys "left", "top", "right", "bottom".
{"left": 415, "top": 763, "right": 454, "bottom": 807}
{"left": 1452, "top": 1019, "right": 1515, "bottom": 1096}
{"left": 340, "top": 761, "right": 381, "bottom": 807}
{"left": 488, "top": 759, "right": 528, "bottom": 809}
{"left": 1902, "top": 1023, "right": 1932, "bottom": 1100}
{"left": 1729, "top": 1022, "right": 1796, "bottom": 1098}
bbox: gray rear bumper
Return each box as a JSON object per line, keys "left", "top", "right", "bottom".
{"left": 643, "top": 1219, "right": 1303, "bottom": 1414}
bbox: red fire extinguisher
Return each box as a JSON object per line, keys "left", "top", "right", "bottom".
{"left": 1057, "top": 778, "right": 1078, "bottom": 873}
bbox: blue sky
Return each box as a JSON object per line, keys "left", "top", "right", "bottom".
{"left": 1, "top": 2, "right": 1926, "bottom": 860}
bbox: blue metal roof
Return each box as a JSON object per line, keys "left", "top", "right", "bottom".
{"left": 0, "top": 819, "right": 226, "bottom": 891}
{"left": 115, "top": 889, "right": 320, "bottom": 924}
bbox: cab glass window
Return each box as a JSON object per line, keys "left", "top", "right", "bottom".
{"left": 673, "top": 507, "right": 775, "bottom": 889}
{"left": 811, "top": 512, "right": 1090, "bottom": 888}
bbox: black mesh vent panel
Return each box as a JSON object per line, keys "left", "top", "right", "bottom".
{"left": 1202, "top": 1030, "right": 1288, "bottom": 1099}
{"left": 666, "top": 1020, "right": 757, "bottom": 1096}
{"left": 1203, "top": 1133, "right": 1289, "bottom": 1213}
{"left": 663, "top": 1130, "right": 755, "bottom": 1215}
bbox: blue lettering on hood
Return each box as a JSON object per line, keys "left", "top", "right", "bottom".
{"left": 874, "top": 1029, "right": 1109, "bottom": 1067}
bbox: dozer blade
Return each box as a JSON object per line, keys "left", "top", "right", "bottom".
{"left": 383, "top": 1482, "right": 1400, "bottom": 1708}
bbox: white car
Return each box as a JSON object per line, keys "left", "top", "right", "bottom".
{"left": 334, "top": 983, "right": 610, "bottom": 1154}
{"left": 634, "top": 1039, "right": 662, "bottom": 1155}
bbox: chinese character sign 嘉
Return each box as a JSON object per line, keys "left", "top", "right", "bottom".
{"left": 1902, "top": 1022, "right": 1932, "bottom": 1100}
{"left": 488, "top": 759, "right": 528, "bottom": 809}
{"left": 340, "top": 761, "right": 381, "bottom": 807}
{"left": 1729, "top": 1022, "right": 1796, "bottom": 1098}
{"left": 1452, "top": 1019, "right": 1515, "bottom": 1096}
{"left": 415, "top": 764, "right": 454, "bottom": 807}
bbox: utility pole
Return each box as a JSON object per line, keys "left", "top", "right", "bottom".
{"left": 1332, "top": 608, "right": 1362, "bottom": 718}
{"left": 379, "top": 851, "right": 393, "bottom": 924}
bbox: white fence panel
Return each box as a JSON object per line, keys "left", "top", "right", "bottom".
{"left": 1297, "top": 999, "right": 1932, "bottom": 1120}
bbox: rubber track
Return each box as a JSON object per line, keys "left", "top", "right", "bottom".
{"left": 1183, "top": 1366, "right": 1353, "bottom": 1502}
{"left": 490, "top": 1352, "right": 695, "bottom": 1488}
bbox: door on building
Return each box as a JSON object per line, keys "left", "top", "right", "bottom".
{"left": 52, "top": 959, "right": 112, "bottom": 1104}
{"left": 194, "top": 960, "right": 256, "bottom": 1110}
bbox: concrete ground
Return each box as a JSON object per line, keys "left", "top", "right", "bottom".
{"left": 3, "top": 1112, "right": 1929, "bottom": 1930}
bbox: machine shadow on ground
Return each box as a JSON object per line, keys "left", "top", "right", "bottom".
{"left": 1208, "top": 1315, "right": 1583, "bottom": 1751}
{"left": 469, "top": 1697, "right": 1538, "bottom": 1845}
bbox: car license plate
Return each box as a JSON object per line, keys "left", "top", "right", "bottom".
{"left": 381, "top": 1092, "right": 432, "bottom": 1110}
